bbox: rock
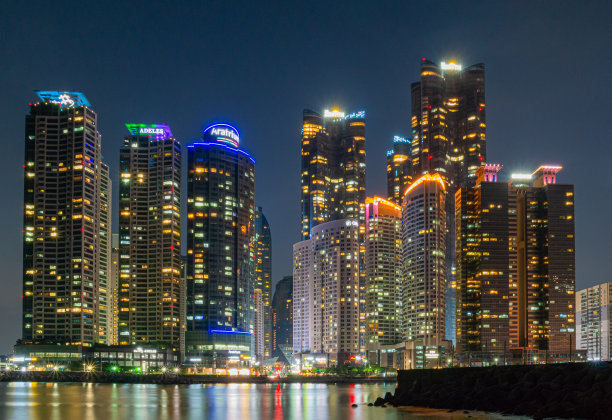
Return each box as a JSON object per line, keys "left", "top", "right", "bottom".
{"left": 351, "top": 404, "right": 358, "bottom": 408}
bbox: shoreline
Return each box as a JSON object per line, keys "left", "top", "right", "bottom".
{"left": 0, "top": 371, "right": 396, "bottom": 385}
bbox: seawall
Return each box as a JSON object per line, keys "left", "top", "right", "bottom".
{"left": 386, "top": 362, "right": 612, "bottom": 419}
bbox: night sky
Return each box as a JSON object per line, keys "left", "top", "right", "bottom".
{"left": 1, "top": 1, "right": 610, "bottom": 352}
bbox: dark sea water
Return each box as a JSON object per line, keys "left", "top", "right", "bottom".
{"left": 0, "top": 382, "right": 526, "bottom": 420}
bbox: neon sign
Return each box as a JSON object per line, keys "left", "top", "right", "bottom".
{"left": 441, "top": 61, "right": 462, "bottom": 71}
{"left": 203, "top": 123, "right": 240, "bottom": 147}
{"left": 35, "top": 91, "right": 91, "bottom": 107}
{"left": 324, "top": 109, "right": 345, "bottom": 118}
{"left": 125, "top": 123, "right": 172, "bottom": 140}
{"left": 323, "top": 109, "right": 366, "bottom": 120}
{"left": 345, "top": 110, "right": 365, "bottom": 119}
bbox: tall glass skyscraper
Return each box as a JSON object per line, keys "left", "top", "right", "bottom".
{"left": 410, "top": 60, "right": 486, "bottom": 344}
{"left": 455, "top": 164, "right": 509, "bottom": 358}
{"left": 185, "top": 123, "right": 256, "bottom": 369}
{"left": 300, "top": 109, "right": 366, "bottom": 240}
{"left": 22, "top": 91, "right": 110, "bottom": 347}
{"left": 386, "top": 135, "right": 412, "bottom": 205}
{"left": 254, "top": 206, "right": 272, "bottom": 360}
{"left": 118, "top": 124, "right": 182, "bottom": 353}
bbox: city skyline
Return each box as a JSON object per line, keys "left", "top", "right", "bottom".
{"left": 1, "top": 1, "right": 610, "bottom": 353}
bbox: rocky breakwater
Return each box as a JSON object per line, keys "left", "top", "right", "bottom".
{"left": 378, "top": 362, "right": 612, "bottom": 419}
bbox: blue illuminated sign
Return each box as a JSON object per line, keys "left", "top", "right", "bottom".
{"left": 35, "top": 91, "right": 91, "bottom": 107}
{"left": 345, "top": 110, "right": 366, "bottom": 119}
{"left": 203, "top": 123, "right": 240, "bottom": 147}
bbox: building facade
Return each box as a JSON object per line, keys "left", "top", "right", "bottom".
{"left": 577, "top": 282, "right": 611, "bottom": 361}
{"left": 312, "top": 220, "right": 361, "bottom": 364}
{"left": 99, "top": 163, "right": 112, "bottom": 344}
{"left": 364, "top": 196, "right": 402, "bottom": 355}
{"left": 300, "top": 109, "right": 366, "bottom": 240}
{"left": 185, "top": 123, "right": 256, "bottom": 368}
{"left": 455, "top": 164, "right": 509, "bottom": 358}
{"left": 401, "top": 173, "right": 447, "bottom": 345}
{"left": 292, "top": 240, "right": 311, "bottom": 354}
{"left": 118, "top": 124, "right": 182, "bottom": 353}
{"left": 292, "top": 219, "right": 361, "bottom": 365}
{"left": 254, "top": 206, "right": 272, "bottom": 359}
{"left": 22, "top": 91, "right": 109, "bottom": 347}
{"left": 507, "top": 166, "right": 576, "bottom": 360}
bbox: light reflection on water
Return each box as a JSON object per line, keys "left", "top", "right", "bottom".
{"left": 0, "top": 382, "right": 522, "bottom": 420}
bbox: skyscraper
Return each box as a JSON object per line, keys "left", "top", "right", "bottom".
{"left": 386, "top": 136, "right": 412, "bottom": 205}
{"left": 22, "top": 91, "right": 109, "bottom": 347}
{"left": 401, "top": 173, "right": 447, "bottom": 345}
{"left": 292, "top": 240, "right": 311, "bottom": 354}
{"left": 185, "top": 123, "right": 256, "bottom": 368}
{"left": 455, "top": 164, "right": 509, "bottom": 358}
{"left": 364, "top": 197, "right": 402, "bottom": 354}
{"left": 99, "top": 163, "right": 112, "bottom": 344}
{"left": 271, "top": 276, "right": 293, "bottom": 359}
{"left": 507, "top": 166, "right": 575, "bottom": 359}
{"left": 300, "top": 109, "right": 366, "bottom": 240}
{"left": 410, "top": 60, "right": 486, "bottom": 187}
{"left": 410, "top": 59, "right": 486, "bottom": 344}
{"left": 254, "top": 206, "right": 272, "bottom": 359}
{"left": 576, "top": 282, "right": 611, "bottom": 361}
{"left": 109, "top": 233, "right": 120, "bottom": 346}
{"left": 118, "top": 124, "right": 182, "bottom": 352}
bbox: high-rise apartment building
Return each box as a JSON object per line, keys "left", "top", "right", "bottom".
{"left": 254, "top": 206, "right": 272, "bottom": 359}
{"left": 292, "top": 220, "right": 360, "bottom": 364}
{"left": 401, "top": 173, "right": 447, "bottom": 345}
{"left": 507, "top": 166, "right": 575, "bottom": 358}
{"left": 577, "top": 282, "right": 611, "bottom": 361}
{"left": 410, "top": 59, "right": 486, "bottom": 345}
{"left": 99, "top": 163, "right": 112, "bottom": 344}
{"left": 22, "top": 91, "right": 109, "bottom": 347}
{"left": 108, "top": 233, "right": 120, "bottom": 346}
{"left": 300, "top": 109, "right": 366, "bottom": 240}
{"left": 455, "top": 164, "right": 509, "bottom": 357}
{"left": 386, "top": 136, "right": 412, "bottom": 205}
{"left": 364, "top": 197, "right": 402, "bottom": 353}
{"left": 185, "top": 123, "right": 256, "bottom": 368}
{"left": 271, "top": 276, "right": 293, "bottom": 358}
{"left": 118, "top": 124, "right": 182, "bottom": 352}
{"left": 292, "top": 240, "right": 311, "bottom": 354}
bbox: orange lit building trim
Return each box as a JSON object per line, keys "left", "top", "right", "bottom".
{"left": 365, "top": 196, "right": 401, "bottom": 211}
{"left": 403, "top": 173, "right": 446, "bottom": 197}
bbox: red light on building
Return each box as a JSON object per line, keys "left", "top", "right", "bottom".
{"left": 428, "top": 155, "right": 433, "bottom": 160}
